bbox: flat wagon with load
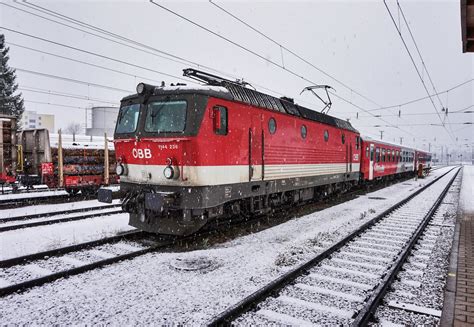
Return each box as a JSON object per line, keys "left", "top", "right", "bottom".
{"left": 17, "top": 129, "right": 117, "bottom": 194}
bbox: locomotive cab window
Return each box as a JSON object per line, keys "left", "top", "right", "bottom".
{"left": 212, "top": 106, "right": 228, "bottom": 135}
{"left": 268, "top": 118, "right": 277, "bottom": 134}
{"left": 116, "top": 104, "right": 140, "bottom": 134}
{"left": 145, "top": 100, "right": 187, "bottom": 133}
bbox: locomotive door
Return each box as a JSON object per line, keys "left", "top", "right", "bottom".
{"left": 345, "top": 144, "right": 349, "bottom": 173}
{"left": 249, "top": 115, "right": 263, "bottom": 181}
{"left": 369, "top": 144, "right": 374, "bottom": 180}
{"left": 349, "top": 144, "right": 353, "bottom": 172}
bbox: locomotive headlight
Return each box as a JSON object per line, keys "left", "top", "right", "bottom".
{"left": 116, "top": 164, "right": 125, "bottom": 176}
{"left": 136, "top": 83, "right": 146, "bottom": 95}
{"left": 163, "top": 166, "right": 174, "bottom": 179}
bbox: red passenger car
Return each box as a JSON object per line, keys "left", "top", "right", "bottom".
{"left": 360, "top": 137, "right": 417, "bottom": 181}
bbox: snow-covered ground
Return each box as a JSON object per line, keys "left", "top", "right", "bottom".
{"left": 0, "top": 185, "right": 120, "bottom": 201}
{"left": 459, "top": 164, "right": 474, "bottom": 214}
{"left": 1, "top": 199, "right": 120, "bottom": 220}
{"left": 0, "top": 167, "right": 456, "bottom": 324}
{"left": 0, "top": 189, "right": 68, "bottom": 201}
{"left": 0, "top": 213, "right": 133, "bottom": 260}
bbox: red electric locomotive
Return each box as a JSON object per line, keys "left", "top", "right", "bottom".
{"left": 99, "top": 69, "right": 362, "bottom": 235}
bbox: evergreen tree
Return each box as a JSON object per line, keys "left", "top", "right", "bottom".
{"left": 0, "top": 34, "right": 25, "bottom": 129}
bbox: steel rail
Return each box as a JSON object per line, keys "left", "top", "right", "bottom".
{"left": 0, "top": 191, "right": 122, "bottom": 210}
{"left": 0, "top": 209, "right": 123, "bottom": 233}
{"left": 208, "top": 167, "right": 458, "bottom": 325}
{"left": 352, "top": 167, "right": 460, "bottom": 325}
{"left": 0, "top": 203, "right": 122, "bottom": 223}
{"left": 0, "top": 237, "right": 173, "bottom": 297}
{"left": 0, "top": 229, "right": 145, "bottom": 268}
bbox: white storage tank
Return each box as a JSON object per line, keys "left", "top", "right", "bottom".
{"left": 86, "top": 106, "right": 118, "bottom": 137}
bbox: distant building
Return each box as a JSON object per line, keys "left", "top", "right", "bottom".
{"left": 86, "top": 106, "right": 118, "bottom": 137}
{"left": 20, "top": 110, "right": 55, "bottom": 133}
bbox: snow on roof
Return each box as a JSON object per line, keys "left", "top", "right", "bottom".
{"left": 160, "top": 85, "right": 230, "bottom": 93}
{"left": 361, "top": 135, "right": 429, "bottom": 152}
{"left": 160, "top": 85, "right": 227, "bottom": 92}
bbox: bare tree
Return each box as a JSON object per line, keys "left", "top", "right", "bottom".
{"left": 65, "top": 122, "right": 82, "bottom": 141}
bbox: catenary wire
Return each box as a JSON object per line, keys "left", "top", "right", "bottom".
{"left": 397, "top": 1, "right": 445, "bottom": 109}
{"left": 150, "top": 0, "right": 419, "bottom": 139}
{"left": 208, "top": 0, "right": 383, "bottom": 108}
{"left": 383, "top": 0, "right": 454, "bottom": 142}
{"left": 12, "top": 67, "right": 132, "bottom": 93}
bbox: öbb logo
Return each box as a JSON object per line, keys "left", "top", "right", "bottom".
{"left": 132, "top": 148, "right": 152, "bottom": 159}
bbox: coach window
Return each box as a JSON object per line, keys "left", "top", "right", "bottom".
{"left": 341, "top": 133, "right": 345, "bottom": 144}
{"left": 268, "top": 118, "right": 277, "bottom": 134}
{"left": 376, "top": 148, "right": 380, "bottom": 162}
{"left": 324, "top": 130, "right": 329, "bottom": 142}
{"left": 366, "top": 146, "right": 369, "bottom": 158}
{"left": 370, "top": 147, "right": 374, "bottom": 161}
{"left": 392, "top": 150, "right": 395, "bottom": 162}
{"left": 213, "top": 106, "right": 228, "bottom": 135}
{"left": 382, "top": 149, "right": 385, "bottom": 162}
{"left": 301, "top": 125, "right": 307, "bottom": 139}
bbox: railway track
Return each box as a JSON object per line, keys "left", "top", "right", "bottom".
{"left": 0, "top": 230, "right": 173, "bottom": 297}
{"left": 0, "top": 208, "right": 265, "bottom": 297}
{"left": 0, "top": 189, "right": 122, "bottom": 210}
{"left": 0, "top": 204, "right": 123, "bottom": 232}
{"left": 209, "top": 166, "right": 460, "bottom": 326}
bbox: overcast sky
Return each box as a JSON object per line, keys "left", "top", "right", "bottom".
{"left": 0, "top": 0, "right": 472, "bottom": 154}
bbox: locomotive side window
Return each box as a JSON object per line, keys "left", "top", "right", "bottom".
{"left": 116, "top": 104, "right": 140, "bottom": 134}
{"left": 301, "top": 125, "right": 307, "bottom": 139}
{"left": 213, "top": 106, "right": 228, "bottom": 135}
{"left": 341, "top": 133, "right": 345, "bottom": 144}
{"left": 268, "top": 118, "right": 277, "bottom": 134}
{"left": 356, "top": 136, "right": 360, "bottom": 150}
{"left": 324, "top": 130, "right": 329, "bottom": 142}
{"left": 145, "top": 100, "right": 187, "bottom": 133}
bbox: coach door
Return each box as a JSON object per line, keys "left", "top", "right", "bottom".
{"left": 249, "top": 115, "right": 263, "bottom": 181}
{"left": 369, "top": 144, "right": 375, "bottom": 180}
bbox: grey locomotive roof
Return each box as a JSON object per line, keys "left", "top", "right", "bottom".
{"left": 121, "top": 83, "right": 358, "bottom": 133}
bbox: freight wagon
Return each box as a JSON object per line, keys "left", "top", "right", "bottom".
{"left": 17, "top": 129, "right": 117, "bottom": 194}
